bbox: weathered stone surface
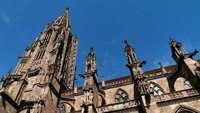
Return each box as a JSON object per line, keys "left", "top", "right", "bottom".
{"left": 1, "top": 9, "right": 200, "bottom": 113}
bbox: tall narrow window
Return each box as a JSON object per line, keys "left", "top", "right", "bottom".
{"left": 45, "top": 29, "right": 52, "bottom": 43}
{"left": 35, "top": 51, "right": 41, "bottom": 60}
{"left": 39, "top": 50, "right": 45, "bottom": 59}
{"left": 35, "top": 50, "right": 45, "bottom": 60}
{"left": 115, "top": 89, "right": 129, "bottom": 103}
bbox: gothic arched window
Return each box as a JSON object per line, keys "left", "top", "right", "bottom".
{"left": 149, "top": 83, "right": 164, "bottom": 96}
{"left": 115, "top": 89, "right": 129, "bottom": 103}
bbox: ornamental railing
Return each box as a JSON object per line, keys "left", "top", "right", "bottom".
{"left": 97, "top": 100, "right": 137, "bottom": 113}
{"left": 155, "top": 89, "right": 199, "bottom": 102}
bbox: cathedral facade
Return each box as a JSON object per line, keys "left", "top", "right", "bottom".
{"left": 0, "top": 9, "right": 200, "bottom": 113}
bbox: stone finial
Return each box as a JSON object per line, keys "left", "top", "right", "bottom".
{"left": 89, "top": 47, "right": 94, "bottom": 55}
{"left": 124, "top": 40, "right": 128, "bottom": 45}
{"left": 102, "top": 74, "right": 105, "bottom": 87}
{"left": 159, "top": 62, "right": 167, "bottom": 75}
{"left": 74, "top": 78, "right": 78, "bottom": 93}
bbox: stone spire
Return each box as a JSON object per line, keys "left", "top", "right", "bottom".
{"left": 80, "top": 48, "right": 98, "bottom": 91}
{"left": 85, "top": 47, "right": 97, "bottom": 74}
{"left": 0, "top": 9, "right": 78, "bottom": 113}
{"left": 79, "top": 48, "right": 99, "bottom": 113}
{"left": 168, "top": 39, "right": 200, "bottom": 93}
{"left": 158, "top": 62, "right": 167, "bottom": 75}
{"left": 54, "top": 8, "right": 71, "bottom": 28}
{"left": 169, "top": 38, "right": 198, "bottom": 63}
{"left": 124, "top": 40, "right": 146, "bottom": 80}
{"left": 124, "top": 40, "right": 138, "bottom": 65}
{"left": 101, "top": 74, "right": 105, "bottom": 87}
{"left": 124, "top": 40, "right": 153, "bottom": 113}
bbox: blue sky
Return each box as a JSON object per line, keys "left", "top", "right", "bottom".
{"left": 0, "top": 0, "right": 200, "bottom": 86}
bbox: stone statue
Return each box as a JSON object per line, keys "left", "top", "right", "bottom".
{"left": 88, "top": 89, "right": 93, "bottom": 103}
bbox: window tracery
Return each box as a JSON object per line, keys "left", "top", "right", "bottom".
{"left": 149, "top": 83, "right": 164, "bottom": 96}
{"left": 115, "top": 89, "right": 129, "bottom": 103}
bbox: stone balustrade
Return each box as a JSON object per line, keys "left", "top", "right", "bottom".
{"left": 155, "top": 89, "right": 199, "bottom": 102}
{"left": 97, "top": 100, "right": 137, "bottom": 113}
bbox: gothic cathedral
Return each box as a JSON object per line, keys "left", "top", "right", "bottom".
{"left": 1, "top": 9, "right": 200, "bottom": 113}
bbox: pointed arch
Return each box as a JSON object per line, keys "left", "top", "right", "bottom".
{"left": 167, "top": 67, "right": 194, "bottom": 92}
{"left": 174, "top": 77, "right": 193, "bottom": 91}
{"left": 115, "top": 88, "right": 129, "bottom": 103}
{"left": 173, "top": 105, "right": 199, "bottom": 113}
{"left": 149, "top": 82, "right": 164, "bottom": 96}
{"left": 98, "top": 94, "right": 106, "bottom": 106}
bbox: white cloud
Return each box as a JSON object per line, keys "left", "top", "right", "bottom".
{"left": 0, "top": 13, "right": 11, "bottom": 25}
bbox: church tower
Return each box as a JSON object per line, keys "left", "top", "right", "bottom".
{"left": 79, "top": 48, "right": 99, "bottom": 113}
{"left": 0, "top": 9, "right": 78, "bottom": 113}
